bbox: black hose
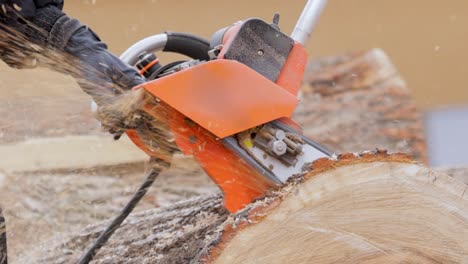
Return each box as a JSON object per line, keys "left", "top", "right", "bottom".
{"left": 0, "top": 208, "right": 7, "bottom": 264}
{"left": 163, "top": 32, "right": 210, "bottom": 61}
{"left": 78, "top": 159, "right": 169, "bottom": 264}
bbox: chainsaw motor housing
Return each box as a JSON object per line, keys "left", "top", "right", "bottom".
{"left": 212, "top": 19, "right": 295, "bottom": 82}
{"left": 121, "top": 14, "right": 331, "bottom": 212}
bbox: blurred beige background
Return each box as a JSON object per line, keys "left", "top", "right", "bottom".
{"left": 64, "top": 0, "right": 468, "bottom": 110}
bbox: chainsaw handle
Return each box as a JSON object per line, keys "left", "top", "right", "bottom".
{"left": 120, "top": 32, "right": 210, "bottom": 66}
{"left": 120, "top": 34, "right": 167, "bottom": 65}
{"left": 291, "top": 0, "right": 328, "bottom": 45}
{"left": 164, "top": 32, "right": 210, "bottom": 61}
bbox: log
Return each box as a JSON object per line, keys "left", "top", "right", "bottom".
{"left": 26, "top": 152, "right": 468, "bottom": 264}
{"left": 0, "top": 155, "right": 216, "bottom": 261}
{"left": 441, "top": 167, "right": 468, "bottom": 185}
{"left": 0, "top": 135, "right": 147, "bottom": 174}
{"left": 296, "top": 49, "right": 427, "bottom": 163}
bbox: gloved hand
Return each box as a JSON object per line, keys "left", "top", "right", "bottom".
{"left": 1, "top": 0, "right": 143, "bottom": 89}
{"left": 0, "top": 0, "right": 64, "bottom": 67}
{"left": 0, "top": 0, "right": 63, "bottom": 32}
{"left": 0, "top": 0, "right": 36, "bottom": 21}
{"left": 1, "top": 0, "right": 146, "bottom": 137}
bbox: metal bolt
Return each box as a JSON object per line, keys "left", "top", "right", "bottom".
{"left": 272, "top": 140, "right": 287, "bottom": 156}
{"left": 257, "top": 49, "right": 264, "bottom": 56}
{"left": 275, "top": 130, "right": 286, "bottom": 140}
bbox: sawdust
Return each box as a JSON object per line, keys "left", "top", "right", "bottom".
{"left": 0, "top": 93, "right": 101, "bottom": 144}
{"left": 0, "top": 23, "right": 150, "bottom": 124}
{"left": 0, "top": 156, "right": 216, "bottom": 262}
{"left": 17, "top": 194, "right": 228, "bottom": 264}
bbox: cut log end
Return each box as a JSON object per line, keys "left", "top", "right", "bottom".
{"left": 200, "top": 152, "right": 468, "bottom": 264}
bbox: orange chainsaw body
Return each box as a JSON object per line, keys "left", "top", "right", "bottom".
{"left": 128, "top": 43, "right": 308, "bottom": 212}
{"left": 143, "top": 60, "right": 298, "bottom": 138}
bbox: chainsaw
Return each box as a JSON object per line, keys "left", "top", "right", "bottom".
{"left": 120, "top": 0, "right": 331, "bottom": 213}
{"left": 79, "top": 1, "right": 331, "bottom": 262}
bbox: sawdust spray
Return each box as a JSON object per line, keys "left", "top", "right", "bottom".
{"left": 0, "top": 22, "right": 180, "bottom": 161}
{"left": 0, "top": 22, "right": 217, "bottom": 261}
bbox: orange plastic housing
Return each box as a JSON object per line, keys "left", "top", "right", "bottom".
{"left": 276, "top": 43, "right": 308, "bottom": 96}
{"left": 129, "top": 42, "right": 308, "bottom": 212}
{"left": 143, "top": 101, "right": 277, "bottom": 212}
{"left": 143, "top": 60, "right": 298, "bottom": 138}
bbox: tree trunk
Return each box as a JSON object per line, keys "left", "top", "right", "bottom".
{"left": 28, "top": 152, "right": 468, "bottom": 264}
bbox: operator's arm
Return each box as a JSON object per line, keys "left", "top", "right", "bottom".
{"left": 0, "top": 0, "right": 144, "bottom": 99}
{"left": 39, "top": 4, "right": 144, "bottom": 91}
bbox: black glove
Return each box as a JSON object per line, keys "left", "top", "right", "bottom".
{"left": 0, "top": 0, "right": 70, "bottom": 46}
{"left": 0, "top": 1, "right": 143, "bottom": 92}
{"left": 0, "top": 0, "right": 63, "bottom": 21}
{"left": 35, "top": 0, "right": 63, "bottom": 9}
{"left": 0, "top": 0, "right": 64, "bottom": 67}
{"left": 0, "top": 0, "right": 36, "bottom": 20}
{"left": 32, "top": 5, "right": 144, "bottom": 97}
{"left": 0, "top": 0, "right": 62, "bottom": 32}
{"left": 1, "top": 1, "right": 145, "bottom": 136}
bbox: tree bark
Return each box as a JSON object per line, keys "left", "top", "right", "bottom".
{"left": 28, "top": 152, "right": 468, "bottom": 264}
